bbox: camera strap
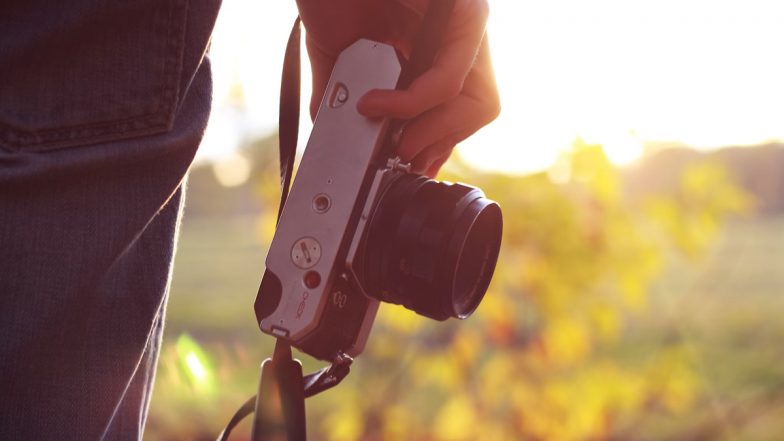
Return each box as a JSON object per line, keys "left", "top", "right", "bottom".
{"left": 218, "top": 1, "right": 456, "bottom": 438}
{"left": 217, "top": 17, "right": 354, "bottom": 441}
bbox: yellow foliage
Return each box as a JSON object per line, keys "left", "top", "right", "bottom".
{"left": 146, "top": 138, "right": 756, "bottom": 441}
{"left": 377, "top": 302, "right": 426, "bottom": 334}
{"left": 433, "top": 394, "right": 478, "bottom": 441}
{"left": 450, "top": 329, "right": 482, "bottom": 368}
{"left": 645, "top": 161, "right": 751, "bottom": 257}
{"left": 412, "top": 351, "right": 463, "bottom": 391}
{"left": 542, "top": 318, "right": 591, "bottom": 366}
{"left": 570, "top": 140, "right": 621, "bottom": 204}
{"left": 381, "top": 405, "right": 417, "bottom": 441}
{"left": 322, "top": 392, "right": 365, "bottom": 441}
{"left": 646, "top": 347, "right": 700, "bottom": 414}
{"left": 589, "top": 304, "right": 619, "bottom": 342}
{"left": 265, "top": 144, "right": 747, "bottom": 440}
{"left": 479, "top": 355, "right": 518, "bottom": 405}
{"left": 475, "top": 290, "right": 518, "bottom": 344}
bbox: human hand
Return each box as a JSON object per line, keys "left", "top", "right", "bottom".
{"left": 296, "top": 0, "right": 500, "bottom": 177}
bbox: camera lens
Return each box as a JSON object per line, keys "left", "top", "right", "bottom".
{"left": 362, "top": 174, "right": 503, "bottom": 321}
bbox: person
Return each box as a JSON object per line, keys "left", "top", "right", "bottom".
{"left": 0, "top": 0, "right": 499, "bottom": 439}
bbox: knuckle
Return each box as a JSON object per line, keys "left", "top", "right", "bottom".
{"left": 482, "top": 89, "right": 501, "bottom": 123}
{"left": 486, "top": 101, "right": 501, "bottom": 123}
{"left": 396, "top": 92, "right": 427, "bottom": 119}
{"left": 430, "top": 67, "right": 464, "bottom": 100}
{"left": 470, "top": 102, "right": 499, "bottom": 129}
{"left": 387, "top": 99, "right": 418, "bottom": 119}
{"left": 397, "top": 106, "right": 421, "bottom": 120}
{"left": 442, "top": 78, "right": 464, "bottom": 100}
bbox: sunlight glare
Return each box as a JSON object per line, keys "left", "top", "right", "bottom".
{"left": 185, "top": 352, "right": 208, "bottom": 382}
{"left": 587, "top": 130, "right": 645, "bottom": 166}
{"left": 457, "top": 0, "right": 784, "bottom": 173}
{"left": 202, "top": 0, "right": 784, "bottom": 174}
{"left": 212, "top": 152, "right": 252, "bottom": 187}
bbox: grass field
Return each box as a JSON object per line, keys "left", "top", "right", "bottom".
{"left": 147, "top": 213, "right": 784, "bottom": 440}
{"left": 164, "top": 215, "right": 266, "bottom": 340}
{"left": 638, "top": 216, "right": 784, "bottom": 440}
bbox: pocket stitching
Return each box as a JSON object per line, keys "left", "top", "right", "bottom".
{"left": 0, "top": 0, "right": 189, "bottom": 152}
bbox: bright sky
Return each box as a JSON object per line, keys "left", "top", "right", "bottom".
{"left": 200, "top": 0, "right": 784, "bottom": 177}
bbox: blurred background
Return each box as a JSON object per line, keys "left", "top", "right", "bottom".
{"left": 145, "top": 1, "right": 784, "bottom": 440}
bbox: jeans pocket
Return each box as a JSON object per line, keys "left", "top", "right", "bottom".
{"left": 0, "top": 0, "right": 189, "bottom": 152}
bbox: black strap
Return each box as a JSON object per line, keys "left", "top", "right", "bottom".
{"left": 249, "top": 17, "right": 305, "bottom": 438}
{"left": 217, "top": 17, "right": 353, "bottom": 441}
{"left": 216, "top": 17, "right": 302, "bottom": 441}
{"left": 250, "top": 340, "right": 307, "bottom": 441}
{"left": 276, "top": 17, "right": 301, "bottom": 220}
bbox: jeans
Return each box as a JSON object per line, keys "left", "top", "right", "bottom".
{"left": 0, "top": 1, "right": 221, "bottom": 439}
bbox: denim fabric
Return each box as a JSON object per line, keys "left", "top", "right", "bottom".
{"left": 0, "top": 0, "right": 221, "bottom": 439}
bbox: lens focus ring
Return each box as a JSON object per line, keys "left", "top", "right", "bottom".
{"left": 362, "top": 174, "right": 503, "bottom": 321}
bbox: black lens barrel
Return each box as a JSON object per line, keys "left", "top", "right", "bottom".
{"left": 363, "top": 174, "right": 502, "bottom": 320}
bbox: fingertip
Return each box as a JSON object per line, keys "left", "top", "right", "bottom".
{"left": 357, "top": 89, "right": 392, "bottom": 117}
{"left": 359, "top": 89, "right": 419, "bottom": 120}
{"left": 356, "top": 93, "right": 378, "bottom": 117}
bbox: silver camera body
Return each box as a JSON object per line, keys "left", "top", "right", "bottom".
{"left": 256, "top": 40, "right": 402, "bottom": 361}
{"left": 255, "top": 39, "right": 503, "bottom": 363}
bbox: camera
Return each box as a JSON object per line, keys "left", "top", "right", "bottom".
{"left": 254, "top": 39, "right": 503, "bottom": 362}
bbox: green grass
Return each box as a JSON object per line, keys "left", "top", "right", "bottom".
{"left": 625, "top": 216, "right": 784, "bottom": 440}
{"left": 166, "top": 215, "right": 267, "bottom": 339}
